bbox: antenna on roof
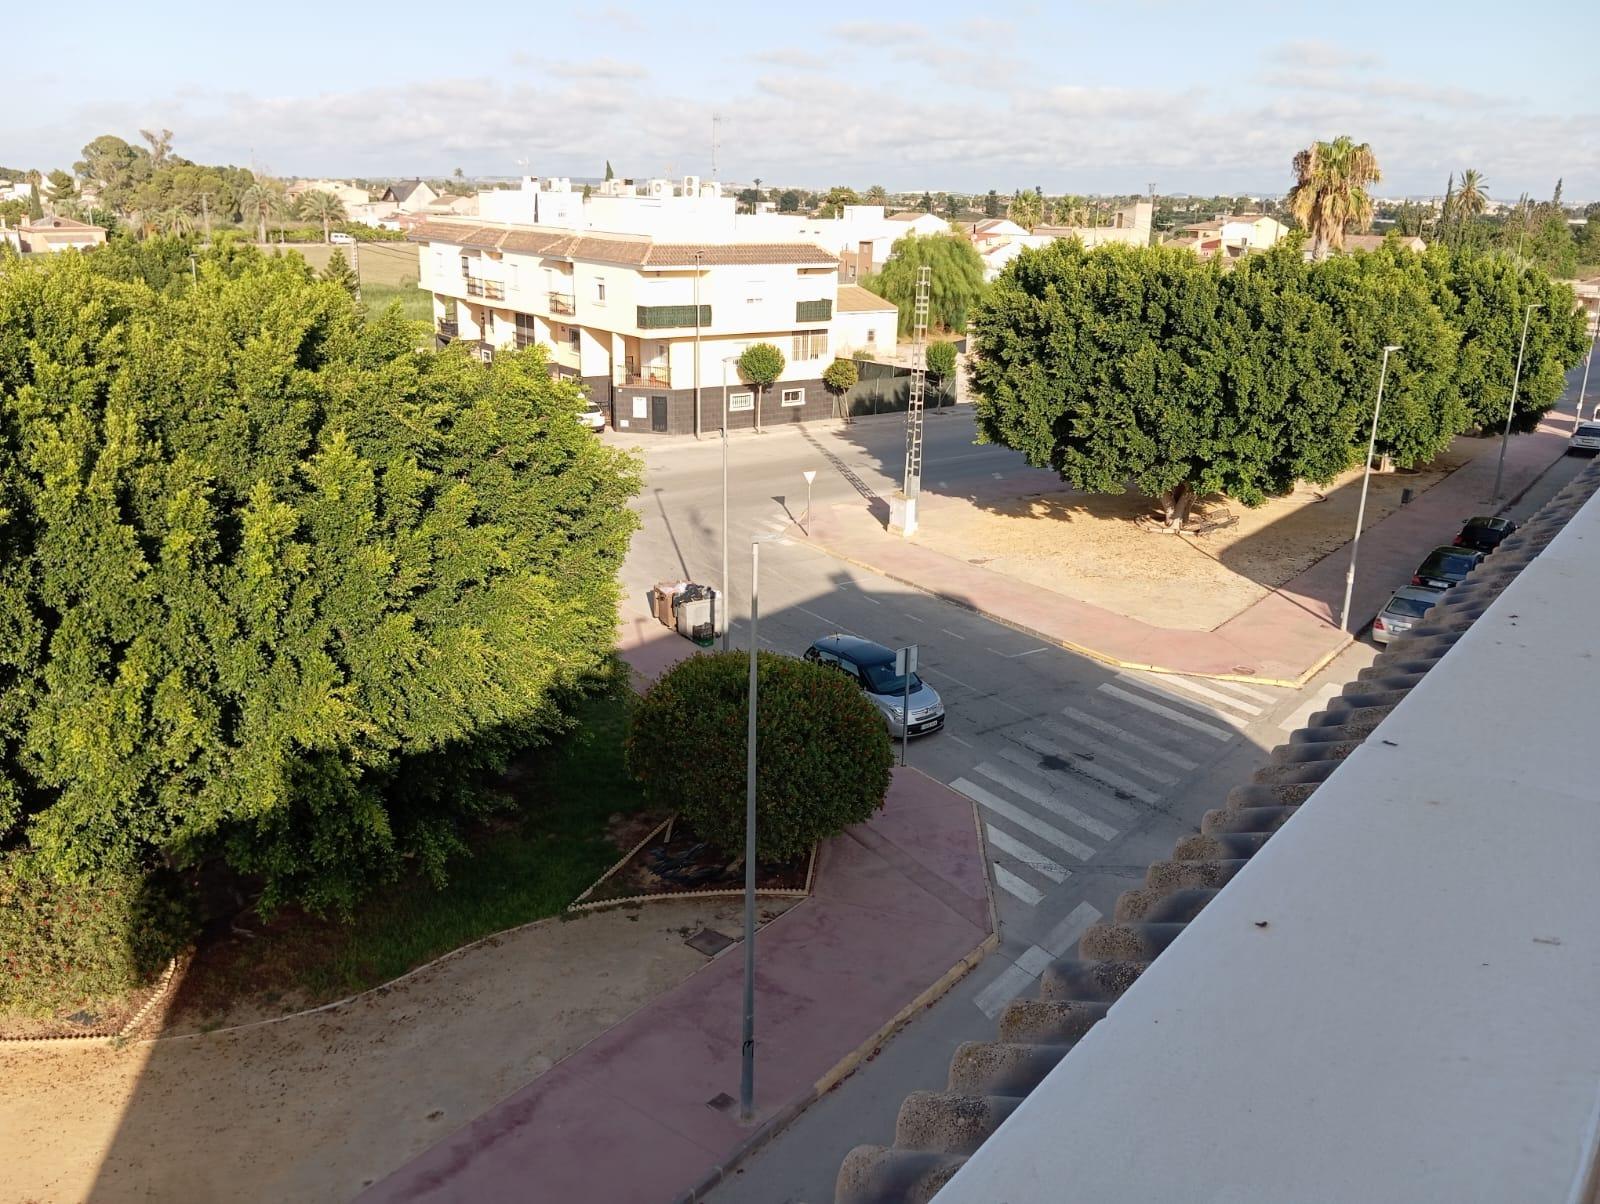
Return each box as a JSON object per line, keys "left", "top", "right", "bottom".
{"left": 712, "top": 113, "right": 720, "bottom": 181}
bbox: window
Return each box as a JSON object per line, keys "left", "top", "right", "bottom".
{"left": 459, "top": 253, "right": 471, "bottom": 278}
{"left": 728, "top": 391, "right": 754, "bottom": 412}
{"left": 866, "top": 328, "right": 876, "bottom": 345}
{"left": 569, "top": 327, "right": 581, "bottom": 349}
{"left": 482, "top": 311, "right": 494, "bottom": 336}
{"left": 595, "top": 278, "right": 607, "bottom": 303}
{"left": 792, "top": 331, "right": 828, "bottom": 361}
{"left": 781, "top": 387, "right": 805, "bottom": 407}
{"left": 637, "top": 304, "right": 711, "bottom": 329}
{"left": 514, "top": 312, "right": 537, "bottom": 350}
{"left": 796, "top": 299, "right": 832, "bottom": 322}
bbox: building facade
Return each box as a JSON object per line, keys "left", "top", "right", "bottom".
{"left": 411, "top": 217, "right": 852, "bottom": 434}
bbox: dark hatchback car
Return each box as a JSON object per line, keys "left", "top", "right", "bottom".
{"left": 1453, "top": 515, "right": 1517, "bottom": 553}
{"left": 1411, "top": 545, "right": 1485, "bottom": 590}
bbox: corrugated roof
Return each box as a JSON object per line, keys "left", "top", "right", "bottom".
{"left": 407, "top": 220, "right": 837, "bottom": 268}
{"left": 837, "top": 284, "right": 899, "bottom": 313}
{"left": 833, "top": 461, "right": 1600, "bottom": 1204}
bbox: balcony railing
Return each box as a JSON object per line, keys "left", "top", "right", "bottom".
{"left": 436, "top": 319, "right": 459, "bottom": 339}
{"left": 465, "top": 278, "right": 505, "bottom": 300}
{"left": 624, "top": 372, "right": 672, "bottom": 388}
{"left": 549, "top": 291, "right": 576, "bottom": 315}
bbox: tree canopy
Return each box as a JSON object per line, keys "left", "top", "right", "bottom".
{"left": 0, "top": 245, "right": 641, "bottom": 913}
{"left": 862, "top": 233, "right": 987, "bottom": 337}
{"left": 1287, "top": 136, "right": 1382, "bottom": 258}
{"left": 969, "top": 240, "right": 1586, "bottom": 529}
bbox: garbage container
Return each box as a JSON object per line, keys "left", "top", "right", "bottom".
{"left": 653, "top": 581, "right": 688, "bottom": 627}
{"left": 676, "top": 596, "right": 714, "bottom": 645}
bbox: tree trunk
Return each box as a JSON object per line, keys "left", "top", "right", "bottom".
{"left": 1161, "top": 482, "right": 1195, "bottom": 531}
{"left": 323, "top": 217, "right": 331, "bottom": 244}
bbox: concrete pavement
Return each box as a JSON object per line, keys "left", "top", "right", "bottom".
{"left": 358, "top": 770, "right": 994, "bottom": 1204}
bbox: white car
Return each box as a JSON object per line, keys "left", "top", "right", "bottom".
{"left": 1569, "top": 421, "right": 1600, "bottom": 455}
{"left": 576, "top": 403, "right": 606, "bottom": 431}
{"left": 329, "top": 231, "right": 355, "bottom": 245}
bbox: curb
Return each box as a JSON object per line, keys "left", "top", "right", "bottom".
{"left": 802, "top": 534, "right": 1339, "bottom": 689}
{"left": 673, "top": 785, "right": 999, "bottom": 1203}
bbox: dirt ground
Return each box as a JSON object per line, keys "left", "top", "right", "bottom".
{"left": 0, "top": 898, "right": 790, "bottom": 1204}
{"left": 914, "top": 441, "right": 1477, "bottom": 630}
{"left": 280, "top": 241, "right": 418, "bottom": 287}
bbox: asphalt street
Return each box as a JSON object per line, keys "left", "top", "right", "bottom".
{"left": 612, "top": 411, "right": 1586, "bottom": 1204}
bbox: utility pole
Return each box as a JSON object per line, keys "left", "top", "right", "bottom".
{"left": 198, "top": 192, "right": 211, "bottom": 243}
{"left": 1147, "top": 181, "right": 1157, "bottom": 245}
{"left": 889, "top": 265, "right": 931, "bottom": 537}
{"left": 1340, "top": 346, "right": 1401, "bottom": 633}
{"left": 693, "top": 249, "right": 705, "bottom": 439}
{"left": 1576, "top": 320, "right": 1598, "bottom": 425}
{"left": 1492, "top": 303, "right": 1541, "bottom": 503}
{"left": 351, "top": 238, "right": 363, "bottom": 303}
{"left": 721, "top": 356, "right": 735, "bottom": 653}
{"left": 739, "top": 539, "right": 760, "bottom": 1123}
{"left": 712, "top": 113, "right": 720, "bottom": 181}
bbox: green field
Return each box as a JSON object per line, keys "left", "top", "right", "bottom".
{"left": 284, "top": 242, "right": 431, "bottom": 320}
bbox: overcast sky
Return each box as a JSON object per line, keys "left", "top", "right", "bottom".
{"left": 10, "top": 0, "right": 1597, "bottom": 201}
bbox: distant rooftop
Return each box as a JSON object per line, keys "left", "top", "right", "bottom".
{"left": 407, "top": 219, "right": 837, "bottom": 268}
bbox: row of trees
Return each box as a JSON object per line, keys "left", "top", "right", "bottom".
{"left": 970, "top": 240, "right": 1588, "bottom": 530}
{"left": 0, "top": 242, "right": 642, "bottom": 914}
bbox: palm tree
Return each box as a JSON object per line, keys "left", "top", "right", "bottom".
{"left": 1286, "top": 136, "right": 1382, "bottom": 259}
{"left": 865, "top": 183, "right": 888, "bottom": 204}
{"left": 1452, "top": 169, "right": 1488, "bottom": 242}
{"left": 238, "top": 182, "right": 285, "bottom": 244}
{"left": 295, "top": 189, "right": 347, "bottom": 243}
{"left": 1007, "top": 189, "right": 1043, "bottom": 232}
{"left": 154, "top": 207, "right": 195, "bottom": 238}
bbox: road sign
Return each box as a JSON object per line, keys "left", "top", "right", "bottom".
{"left": 802, "top": 470, "right": 816, "bottom": 484}
{"left": 894, "top": 644, "right": 919, "bottom": 676}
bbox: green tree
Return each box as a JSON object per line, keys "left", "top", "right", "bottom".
{"left": 738, "top": 342, "right": 785, "bottom": 430}
{"left": 862, "top": 232, "right": 987, "bottom": 337}
{"left": 26, "top": 184, "right": 43, "bottom": 221}
{"left": 777, "top": 189, "right": 801, "bottom": 213}
{"left": 0, "top": 249, "right": 642, "bottom": 914}
{"left": 295, "top": 189, "right": 347, "bottom": 243}
{"left": 1007, "top": 188, "right": 1042, "bottom": 231}
{"left": 816, "top": 185, "right": 860, "bottom": 218}
{"left": 152, "top": 206, "right": 195, "bottom": 238}
{"left": 74, "top": 134, "right": 153, "bottom": 213}
{"left": 1449, "top": 168, "right": 1488, "bottom": 242}
{"left": 920, "top": 191, "right": 934, "bottom": 213}
{"left": 0, "top": 199, "right": 26, "bottom": 226}
{"left": 238, "top": 181, "right": 285, "bottom": 244}
{"left": 45, "top": 169, "right": 76, "bottom": 205}
{"left": 822, "top": 356, "right": 859, "bottom": 417}
{"left": 925, "top": 340, "right": 957, "bottom": 403}
{"left": 984, "top": 190, "right": 1001, "bottom": 218}
{"left": 604, "top": 160, "right": 615, "bottom": 181}
{"left": 625, "top": 653, "right": 892, "bottom": 863}
{"left": 1287, "top": 136, "right": 1382, "bottom": 259}
{"left": 865, "top": 184, "right": 888, "bottom": 204}
{"left": 321, "top": 247, "right": 360, "bottom": 296}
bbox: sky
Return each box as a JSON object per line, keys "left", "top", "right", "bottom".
{"left": 9, "top": 0, "right": 1598, "bottom": 201}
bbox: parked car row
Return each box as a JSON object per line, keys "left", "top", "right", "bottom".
{"left": 1372, "top": 515, "right": 1515, "bottom": 644}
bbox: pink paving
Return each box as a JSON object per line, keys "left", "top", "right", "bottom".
{"left": 805, "top": 417, "right": 1575, "bottom": 685}
{"left": 359, "top": 769, "right": 994, "bottom": 1204}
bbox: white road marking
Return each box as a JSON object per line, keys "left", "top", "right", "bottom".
{"left": 940, "top": 628, "right": 967, "bottom": 640}
{"left": 947, "top": 734, "right": 974, "bottom": 749}
{"left": 1206, "top": 678, "right": 1277, "bottom": 705}
{"left": 1034, "top": 720, "right": 1179, "bottom": 785}
{"left": 974, "top": 761, "right": 1122, "bottom": 840}
{"left": 1015, "top": 945, "right": 1056, "bottom": 977}
{"left": 1112, "top": 673, "right": 1250, "bottom": 729}
{"left": 1007, "top": 646, "right": 1049, "bottom": 658}
{"left": 992, "top": 745, "right": 1140, "bottom": 822}
{"left": 1014, "top": 730, "right": 1161, "bottom": 805}
{"left": 974, "top": 959, "right": 1039, "bottom": 1019}
{"left": 1059, "top": 706, "right": 1201, "bottom": 771}
{"left": 1279, "top": 682, "right": 1342, "bottom": 732}
{"left": 950, "top": 778, "right": 1096, "bottom": 861}
{"left": 1040, "top": 902, "right": 1104, "bottom": 958}
{"left": 986, "top": 825, "right": 1070, "bottom": 883}
{"left": 903, "top": 611, "right": 925, "bottom": 623}
{"left": 1097, "top": 684, "right": 1235, "bottom": 741}
{"left": 992, "top": 863, "right": 1045, "bottom": 905}
{"left": 1151, "top": 674, "right": 1266, "bottom": 716}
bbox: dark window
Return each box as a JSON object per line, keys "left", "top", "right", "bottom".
{"left": 1386, "top": 596, "right": 1436, "bottom": 618}
{"left": 796, "top": 299, "right": 832, "bottom": 322}
{"left": 861, "top": 662, "right": 923, "bottom": 695}
{"left": 637, "top": 304, "right": 712, "bottom": 329}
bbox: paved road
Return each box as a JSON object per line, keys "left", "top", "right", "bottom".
{"left": 614, "top": 412, "right": 1583, "bottom": 1204}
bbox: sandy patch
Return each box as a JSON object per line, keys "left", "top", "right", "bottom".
{"left": 0, "top": 898, "right": 789, "bottom": 1204}
{"left": 913, "top": 443, "right": 1474, "bottom": 630}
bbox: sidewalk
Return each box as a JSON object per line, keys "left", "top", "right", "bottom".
{"left": 805, "top": 416, "right": 1575, "bottom": 686}
{"left": 359, "top": 769, "right": 995, "bottom": 1204}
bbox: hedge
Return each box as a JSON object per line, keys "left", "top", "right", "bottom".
{"left": 625, "top": 652, "right": 893, "bottom": 862}
{"left": 0, "top": 855, "right": 195, "bottom": 1018}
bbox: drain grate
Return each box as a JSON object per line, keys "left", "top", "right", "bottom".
{"left": 706, "top": 1092, "right": 736, "bottom": 1112}
{"left": 686, "top": 928, "right": 737, "bottom": 957}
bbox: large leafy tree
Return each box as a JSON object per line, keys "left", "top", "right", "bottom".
{"left": 1287, "top": 136, "right": 1382, "bottom": 259}
{"left": 862, "top": 232, "right": 987, "bottom": 336}
{"left": 0, "top": 248, "right": 641, "bottom": 913}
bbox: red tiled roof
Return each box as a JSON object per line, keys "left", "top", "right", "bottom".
{"left": 408, "top": 220, "right": 837, "bottom": 268}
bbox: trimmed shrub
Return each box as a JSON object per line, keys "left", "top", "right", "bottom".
{"left": 925, "top": 340, "right": 957, "bottom": 382}
{"left": 625, "top": 652, "right": 892, "bottom": 862}
{"left": 823, "top": 356, "right": 860, "bottom": 395}
{"left": 0, "top": 855, "right": 195, "bottom": 1017}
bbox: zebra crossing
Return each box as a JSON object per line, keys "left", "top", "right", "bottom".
{"left": 951, "top": 670, "right": 1289, "bottom": 908}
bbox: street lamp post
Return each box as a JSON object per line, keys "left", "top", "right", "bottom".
{"left": 1491, "top": 303, "right": 1542, "bottom": 504}
{"left": 692, "top": 250, "right": 705, "bottom": 440}
{"left": 721, "top": 356, "right": 739, "bottom": 652}
{"left": 1577, "top": 320, "right": 1598, "bottom": 426}
{"left": 1340, "top": 345, "right": 1401, "bottom": 634}
{"left": 739, "top": 539, "right": 760, "bottom": 1122}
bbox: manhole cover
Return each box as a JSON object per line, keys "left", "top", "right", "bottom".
{"left": 706, "top": 1092, "right": 736, "bottom": 1112}
{"left": 686, "top": 928, "right": 737, "bottom": 957}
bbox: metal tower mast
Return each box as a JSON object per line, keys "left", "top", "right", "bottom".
{"left": 890, "top": 265, "right": 931, "bottom": 537}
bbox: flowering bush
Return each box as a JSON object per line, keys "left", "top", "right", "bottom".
{"left": 625, "top": 652, "right": 892, "bottom": 862}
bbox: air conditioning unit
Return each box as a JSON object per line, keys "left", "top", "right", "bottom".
{"left": 682, "top": 175, "right": 700, "bottom": 195}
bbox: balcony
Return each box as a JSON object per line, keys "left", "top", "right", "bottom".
{"left": 549, "top": 291, "right": 576, "bottom": 316}
{"left": 623, "top": 357, "right": 671, "bottom": 388}
{"left": 465, "top": 277, "right": 506, "bottom": 300}
{"left": 436, "top": 319, "right": 459, "bottom": 339}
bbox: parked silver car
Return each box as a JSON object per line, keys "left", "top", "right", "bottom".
{"left": 1371, "top": 585, "right": 1441, "bottom": 645}
{"left": 803, "top": 634, "right": 945, "bottom": 738}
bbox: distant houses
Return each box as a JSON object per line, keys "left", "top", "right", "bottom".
{"left": 0, "top": 215, "right": 108, "bottom": 253}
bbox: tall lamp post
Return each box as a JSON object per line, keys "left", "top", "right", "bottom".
{"left": 692, "top": 249, "right": 705, "bottom": 440}
{"left": 720, "top": 356, "right": 740, "bottom": 652}
{"left": 1491, "top": 302, "right": 1541, "bottom": 504}
{"left": 739, "top": 538, "right": 762, "bottom": 1122}
{"left": 1340, "top": 345, "right": 1401, "bottom": 634}
{"left": 1576, "top": 318, "right": 1598, "bottom": 426}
